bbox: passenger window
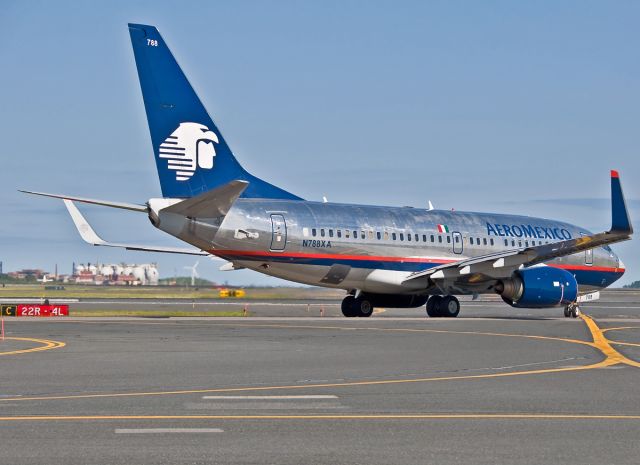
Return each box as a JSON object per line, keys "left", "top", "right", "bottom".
{"left": 490, "top": 238, "right": 494, "bottom": 246}
{"left": 400, "top": 233, "right": 404, "bottom": 241}
{"left": 504, "top": 239, "right": 508, "bottom": 246}
{"left": 361, "top": 231, "right": 365, "bottom": 239}
{"left": 407, "top": 234, "right": 412, "bottom": 241}
{"left": 377, "top": 231, "right": 381, "bottom": 240}
{"left": 455, "top": 235, "right": 460, "bottom": 243}
{"left": 415, "top": 234, "right": 419, "bottom": 242}
{"left": 368, "top": 230, "right": 374, "bottom": 240}
{"left": 353, "top": 230, "right": 358, "bottom": 239}
{"left": 312, "top": 228, "right": 317, "bottom": 237}
{"left": 345, "top": 230, "right": 350, "bottom": 238}
{"left": 447, "top": 236, "right": 451, "bottom": 244}
{"left": 303, "top": 227, "right": 309, "bottom": 237}
{"left": 525, "top": 240, "right": 529, "bottom": 247}
{"left": 512, "top": 240, "right": 516, "bottom": 247}
{"left": 438, "top": 236, "right": 442, "bottom": 243}
{"left": 321, "top": 229, "right": 325, "bottom": 237}
{"left": 392, "top": 233, "right": 397, "bottom": 240}
{"left": 430, "top": 235, "right": 435, "bottom": 242}
{"left": 518, "top": 241, "right": 522, "bottom": 247}
{"left": 337, "top": 230, "right": 342, "bottom": 238}
{"left": 469, "top": 237, "right": 474, "bottom": 245}
{"left": 384, "top": 231, "right": 389, "bottom": 240}
{"left": 483, "top": 238, "right": 487, "bottom": 246}
{"left": 422, "top": 235, "right": 427, "bottom": 242}
{"left": 329, "top": 229, "right": 334, "bottom": 238}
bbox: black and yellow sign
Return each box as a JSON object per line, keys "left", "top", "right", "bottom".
{"left": 1, "top": 305, "right": 17, "bottom": 316}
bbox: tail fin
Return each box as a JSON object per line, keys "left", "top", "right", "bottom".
{"left": 128, "top": 23, "right": 301, "bottom": 200}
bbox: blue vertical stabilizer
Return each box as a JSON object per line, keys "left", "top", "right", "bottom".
{"left": 128, "top": 23, "right": 302, "bottom": 200}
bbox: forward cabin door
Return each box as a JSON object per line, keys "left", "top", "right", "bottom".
{"left": 581, "top": 232, "right": 593, "bottom": 265}
{"left": 270, "top": 214, "right": 287, "bottom": 251}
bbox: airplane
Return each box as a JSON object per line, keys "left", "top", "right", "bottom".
{"left": 22, "top": 23, "right": 633, "bottom": 319}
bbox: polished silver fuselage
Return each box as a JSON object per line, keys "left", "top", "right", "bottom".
{"left": 155, "top": 199, "right": 624, "bottom": 295}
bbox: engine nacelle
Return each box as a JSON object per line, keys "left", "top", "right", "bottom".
{"left": 495, "top": 267, "right": 578, "bottom": 308}
{"left": 361, "top": 293, "right": 429, "bottom": 308}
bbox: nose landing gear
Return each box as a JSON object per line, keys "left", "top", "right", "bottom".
{"left": 564, "top": 304, "right": 581, "bottom": 318}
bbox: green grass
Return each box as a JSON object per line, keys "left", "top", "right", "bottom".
{"left": 0, "top": 284, "right": 343, "bottom": 300}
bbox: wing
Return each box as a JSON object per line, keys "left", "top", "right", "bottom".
{"left": 63, "top": 199, "right": 209, "bottom": 256}
{"left": 403, "top": 170, "right": 632, "bottom": 286}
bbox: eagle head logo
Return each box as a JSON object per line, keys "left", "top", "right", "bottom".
{"left": 158, "top": 122, "right": 219, "bottom": 181}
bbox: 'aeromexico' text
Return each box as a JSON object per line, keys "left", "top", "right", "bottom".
{"left": 486, "top": 223, "right": 571, "bottom": 240}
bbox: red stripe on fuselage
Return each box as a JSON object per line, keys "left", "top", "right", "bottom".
{"left": 209, "top": 249, "right": 623, "bottom": 273}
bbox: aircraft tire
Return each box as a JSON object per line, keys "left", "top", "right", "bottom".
{"left": 353, "top": 297, "right": 374, "bottom": 318}
{"left": 439, "top": 296, "right": 460, "bottom": 318}
{"left": 570, "top": 306, "right": 581, "bottom": 318}
{"left": 426, "top": 296, "right": 442, "bottom": 317}
{"left": 563, "top": 306, "right": 571, "bottom": 318}
{"left": 341, "top": 296, "right": 358, "bottom": 318}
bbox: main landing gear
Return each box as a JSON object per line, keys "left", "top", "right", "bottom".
{"left": 341, "top": 295, "right": 374, "bottom": 318}
{"left": 564, "top": 303, "right": 581, "bottom": 318}
{"left": 426, "top": 295, "right": 460, "bottom": 318}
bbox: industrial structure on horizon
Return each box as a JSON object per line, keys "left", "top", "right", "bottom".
{"left": 3, "top": 263, "right": 160, "bottom": 286}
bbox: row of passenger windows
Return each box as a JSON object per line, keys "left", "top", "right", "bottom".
{"left": 302, "top": 227, "right": 550, "bottom": 247}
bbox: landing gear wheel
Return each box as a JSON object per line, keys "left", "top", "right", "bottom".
{"left": 341, "top": 296, "right": 357, "bottom": 318}
{"left": 439, "top": 296, "right": 460, "bottom": 318}
{"left": 353, "top": 297, "right": 374, "bottom": 317}
{"left": 570, "top": 306, "right": 581, "bottom": 318}
{"left": 563, "top": 306, "right": 571, "bottom": 318}
{"left": 426, "top": 296, "right": 442, "bottom": 318}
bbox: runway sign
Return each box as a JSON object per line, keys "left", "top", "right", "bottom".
{"left": 15, "top": 305, "right": 69, "bottom": 317}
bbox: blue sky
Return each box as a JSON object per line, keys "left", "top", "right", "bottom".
{"left": 1, "top": 1, "right": 639, "bottom": 286}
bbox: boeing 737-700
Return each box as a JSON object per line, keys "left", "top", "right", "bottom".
{"left": 23, "top": 24, "right": 633, "bottom": 318}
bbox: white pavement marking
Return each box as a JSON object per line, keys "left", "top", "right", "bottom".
{"left": 115, "top": 428, "right": 223, "bottom": 434}
{"left": 201, "top": 395, "right": 338, "bottom": 400}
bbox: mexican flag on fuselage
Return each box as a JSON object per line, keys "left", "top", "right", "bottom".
{"left": 437, "top": 224, "right": 449, "bottom": 233}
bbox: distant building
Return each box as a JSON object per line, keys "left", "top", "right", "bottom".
{"left": 8, "top": 269, "right": 48, "bottom": 280}
{"left": 72, "top": 262, "right": 159, "bottom": 286}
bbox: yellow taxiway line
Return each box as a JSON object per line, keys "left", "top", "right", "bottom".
{"left": 1, "top": 314, "right": 637, "bottom": 403}
{"left": 1, "top": 413, "right": 640, "bottom": 422}
{"left": 0, "top": 337, "right": 65, "bottom": 357}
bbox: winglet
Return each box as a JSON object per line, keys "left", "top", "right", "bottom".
{"left": 63, "top": 199, "right": 106, "bottom": 245}
{"left": 62, "top": 199, "right": 209, "bottom": 255}
{"left": 610, "top": 170, "right": 633, "bottom": 234}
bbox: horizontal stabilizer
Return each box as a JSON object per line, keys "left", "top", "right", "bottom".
{"left": 63, "top": 200, "right": 208, "bottom": 256}
{"left": 161, "top": 180, "right": 248, "bottom": 218}
{"left": 20, "top": 190, "right": 147, "bottom": 213}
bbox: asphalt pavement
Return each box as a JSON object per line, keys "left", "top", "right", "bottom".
{"left": 0, "top": 290, "right": 639, "bottom": 464}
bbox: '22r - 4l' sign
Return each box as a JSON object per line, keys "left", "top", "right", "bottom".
{"left": 16, "top": 305, "right": 69, "bottom": 317}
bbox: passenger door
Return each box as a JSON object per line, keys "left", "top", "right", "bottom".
{"left": 581, "top": 233, "right": 593, "bottom": 265}
{"left": 452, "top": 231, "right": 463, "bottom": 254}
{"left": 270, "top": 214, "right": 287, "bottom": 251}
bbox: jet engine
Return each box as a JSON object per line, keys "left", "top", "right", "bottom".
{"left": 495, "top": 267, "right": 578, "bottom": 308}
